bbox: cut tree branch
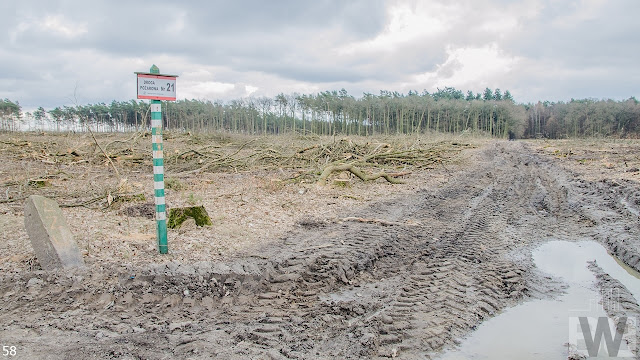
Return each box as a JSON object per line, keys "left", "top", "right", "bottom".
{"left": 318, "top": 163, "right": 406, "bottom": 185}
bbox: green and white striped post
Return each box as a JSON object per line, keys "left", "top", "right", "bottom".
{"left": 135, "top": 64, "right": 177, "bottom": 254}
{"left": 150, "top": 64, "right": 168, "bottom": 254}
{"left": 151, "top": 96, "right": 168, "bottom": 254}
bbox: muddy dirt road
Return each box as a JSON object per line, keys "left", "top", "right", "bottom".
{"left": 1, "top": 140, "right": 639, "bottom": 359}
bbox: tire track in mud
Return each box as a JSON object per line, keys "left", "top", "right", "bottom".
{"left": 580, "top": 178, "right": 640, "bottom": 271}
{"left": 1, "top": 141, "right": 639, "bottom": 359}
{"left": 206, "top": 141, "right": 569, "bottom": 358}
{"left": 368, "top": 160, "right": 529, "bottom": 358}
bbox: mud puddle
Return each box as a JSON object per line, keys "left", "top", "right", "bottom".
{"left": 438, "top": 241, "right": 640, "bottom": 359}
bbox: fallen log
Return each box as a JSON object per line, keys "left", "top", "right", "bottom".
{"left": 340, "top": 217, "right": 420, "bottom": 227}
{"left": 318, "top": 163, "right": 406, "bottom": 185}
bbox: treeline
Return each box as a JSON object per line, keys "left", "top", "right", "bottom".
{"left": 0, "top": 100, "right": 149, "bottom": 133}
{"left": 525, "top": 98, "right": 640, "bottom": 138}
{"left": 1, "top": 88, "right": 639, "bottom": 138}
{"left": 0, "top": 99, "right": 22, "bottom": 131}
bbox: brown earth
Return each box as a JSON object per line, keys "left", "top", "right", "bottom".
{"left": 0, "top": 133, "right": 639, "bottom": 359}
{"left": 0, "top": 132, "right": 478, "bottom": 271}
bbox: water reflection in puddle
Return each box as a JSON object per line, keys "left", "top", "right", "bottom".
{"left": 437, "top": 241, "right": 640, "bottom": 360}
{"left": 538, "top": 241, "right": 640, "bottom": 301}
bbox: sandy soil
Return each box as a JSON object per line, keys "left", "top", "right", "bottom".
{"left": 1, "top": 134, "right": 639, "bottom": 359}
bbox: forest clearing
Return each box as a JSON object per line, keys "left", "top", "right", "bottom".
{"left": 1, "top": 131, "right": 639, "bottom": 358}
{"left": 0, "top": 131, "right": 479, "bottom": 270}
{"left": 2, "top": 0, "right": 639, "bottom": 357}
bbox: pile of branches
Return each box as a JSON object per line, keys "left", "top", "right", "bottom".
{"left": 293, "top": 138, "right": 470, "bottom": 184}
{"left": 0, "top": 132, "right": 473, "bottom": 205}
{"left": 0, "top": 132, "right": 149, "bottom": 207}
{"left": 167, "top": 136, "right": 472, "bottom": 184}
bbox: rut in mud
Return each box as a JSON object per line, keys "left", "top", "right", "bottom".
{"left": 1, "top": 141, "right": 639, "bottom": 359}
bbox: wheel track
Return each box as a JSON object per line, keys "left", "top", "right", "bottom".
{"left": 1, "top": 141, "right": 623, "bottom": 359}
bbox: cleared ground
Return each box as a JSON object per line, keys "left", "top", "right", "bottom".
{"left": 0, "top": 132, "right": 639, "bottom": 359}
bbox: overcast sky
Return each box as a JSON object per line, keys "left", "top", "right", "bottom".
{"left": 1, "top": 0, "right": 638, "bottom": 110}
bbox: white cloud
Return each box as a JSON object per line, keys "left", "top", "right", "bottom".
{"left": 245, "top": 85, "right": 259, "bottom": 96}
{"left": 475, "top": 0, "right": 542, "bottom": 35}
{"left": 479, "top": 15, "right": 518, "bottom": 35}
{"left": 411, "top": 44, "right": 520, "bottom": 92}
{"left": 178, "top": 69, "right": 236, "bottom": 99}
{"left": 42, "top": 15, "right": 87, "bottom": 38}
{"left": 10, "top": 14, "right": 88, "bottom": 43}
{"left": 339, "top": 1, "right": 453, "bottom": 55}
{"left": 183, "top": 81, "right": 234, "bottom": 97}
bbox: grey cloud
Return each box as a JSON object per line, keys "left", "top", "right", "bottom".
{"left": 1, "top": 0, "right": 638, "bottom": 109}
{"left": 4, "top": 1, "right": 385, "bottom": 55}
{"left": 176, "top": 0, "right": 386, "bottom": 38}
{"left": 255, "top": 63, "right": 369, "bottom": 84}
{"left": 503, "top": 2, "right": 640, "bottom": 65}
{"left": 511, "top": 67, "right": 640, "bottom": 104}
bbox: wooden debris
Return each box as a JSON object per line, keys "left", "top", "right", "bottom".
{"left": 340, "top": 217, "right": 420, "bottom": 227}
{"left": 318, "top": 164, "right": 406, "bottom": 185}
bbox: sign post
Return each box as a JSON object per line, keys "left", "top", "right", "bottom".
{"left": 135, "top": 64, "right": 177, "bottom": 254}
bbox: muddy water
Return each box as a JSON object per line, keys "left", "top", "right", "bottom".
{"left": 437, "top": 241, "right": 640, "bottom": 359}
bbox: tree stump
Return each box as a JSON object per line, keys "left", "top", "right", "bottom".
{"left": 167, "top": 206, "right": 212, "bottom": 229}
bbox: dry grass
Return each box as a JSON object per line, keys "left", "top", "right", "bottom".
{"left": 0, "top": 130, "right": 487, "bottom": 272}
{"left": 530, "top": 138, "right": 640, "bottom": 183}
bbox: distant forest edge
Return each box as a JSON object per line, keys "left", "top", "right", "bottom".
{"left": 1, "top": 87, "right": 639, "bottom": 138}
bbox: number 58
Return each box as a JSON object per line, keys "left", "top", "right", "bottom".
{"left": 2, "top": 346, "right": 16, "bottom": 356}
